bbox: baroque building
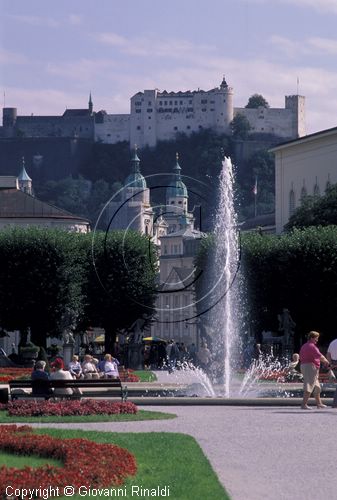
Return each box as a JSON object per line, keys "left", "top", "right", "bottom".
{"left": 1, "top": 77, "right": 305, "bottom": 148}
{"left": 107, "top": 150, "right": 204, "bottom": 345}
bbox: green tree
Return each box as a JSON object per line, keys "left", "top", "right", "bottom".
{"left": 241, "top": 227, "right": 337, "bottom": 347}
{"left": 230, "top": 114, "right": 251, "bottom": 140}
{"left": 84, "top": 230, "right": 158, "bottom": 353}
{"left": 285, "top": 184, "right": 337, "bottom": 231}
{"left": 0, "top": 228, "right": 86, "bottom": 347}
{"left": 245, "top": 94, "right": 270, "bottom": 109}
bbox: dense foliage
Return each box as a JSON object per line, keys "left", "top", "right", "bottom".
{"left": 245, "top": 94, "right": 270, "bottom": 108}
{"left": 0, "top": 228, "right": 157, "bottom": 351}
{"left": 0, "top": 227, "right": 85, "bottom": 347}
{"left": 83, "top": 230, "right": 158, "bottom": 352}
{"left": 285, "top": 184, "right": 337, "bottom": 230}
{"left": 230, "top": 113, "right": 251, "bottom": 139}
{"left": 241, "top": 227, "right": 337, "bottom": 348}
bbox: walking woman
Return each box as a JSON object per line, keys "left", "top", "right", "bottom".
{"left": 299, "top": 331, "right": 330, "bottom": 410}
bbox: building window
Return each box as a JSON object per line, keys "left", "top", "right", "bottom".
{"left": 174, "top": 100, "right": 178, "bottom": 105}
{"left": 147, "top": 109, "right": 153, "bottom": 112}
{"left": 187, "top": 107, "right": 193, "bottom": 112}
{"left": 145, "top": 225, "right": 149, "bottom": 236}
{"left": 169, "top": 101, "right": 172, "bottom": 105}
{"left": 201, "top": 108, "right": 206, "bottom": 112}
{"left": 164, "top": 245, "right": 168, "bottom": 255}
{"left": 189, "top": 100, "right": 192, "bottom": 104}
{"left": 174, "top": 245, "right": 178, "bottom": 254}
{"left": 201, "top": 99, "right": 207, "bottom": 104}
{"left": 187, "top": 126, "right": 191, "bottom": 129}
{"left": 148, "top": 101, "right": 152, "bottom": 106}
{"left": 171, "top": 201, "right": 175, "bottom": 204}
{"left": 178, "top": 200, "right": 182, "bottom": 204}
{"left": 135, "top": 101, "right": 142, "bottom": 106}
{"left": 180, "top": 100, "right": 183, "bottom": 105}
{"left": 164, "top": 101, "right": 167, "bottom": 105}
{"left": 174, "top": 126, "right": 178, "bottom": 130}
{"left": 159, "top": 101, "right": 163, "bottom": 105}
{"left": 136, "top": 109, "right": 141, "bottom": 113}
{"left": 289, "top": 189, "right": 295, "bottom": 216}
{"left": 137, "top": 126, "right": 141, "bottom": 130}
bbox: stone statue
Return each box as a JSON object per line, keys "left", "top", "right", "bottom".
{"left": 278, "top": 308, "right": 296, "bottom": 345}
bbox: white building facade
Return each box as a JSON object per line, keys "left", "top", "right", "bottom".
{"left": 271, "top": 127, "right": 337, "bottom": 233}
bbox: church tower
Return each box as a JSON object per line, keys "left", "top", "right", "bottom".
{"left": 107, "top": 147, "right": 153, "bottom": 235}
{"left": 18, "top": 157, "right": 33, "bottom": 195}
{"left": 88, "top": 92, "right": 93, "bottom": 115}
{"left": 165, "top": 153, "right": 193, "bottom": 233}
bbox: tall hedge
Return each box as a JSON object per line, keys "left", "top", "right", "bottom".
{"left": 241, "top": 226, "right": 337, "bottom": 347}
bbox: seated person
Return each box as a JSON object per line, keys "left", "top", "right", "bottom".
{"left": 31, "top": 360, "right": 53, "bottom": 396}
{"left": 50, "top": 358, "right": 74, "bottom": 396}
{"left": 81, "top": 354, "right": 100, "bottom": 379}
{"left": 285, "top": 353, "right": 303, "bottom": 381}
{"left": 102, "top": 353, "right": 120, "bottom": 379}
{"left": 68, "top": 355, "right": 83, "bottom": 379}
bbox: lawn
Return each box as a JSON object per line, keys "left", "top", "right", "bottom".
{"left": 0, "top": 451, "right": 62, "bottom": 469}
{"left": 0, "top": 409, "right": 176, "bottom": 423}
{"left": 28, "top": 428, "right": 228, "bottom": 499}
{"left": 133, "top": 370, "right": 157, "bottom": 382}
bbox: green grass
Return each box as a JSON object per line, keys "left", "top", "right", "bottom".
{"left": 0, "top": 409, "right": 176, "bottom": 424}
{"left": 133, "top": 370, "right": 157, "bottom": 382}
{"left": 0, "top": 451, "right": 62, "bottom": 469}
{"left": 32, "top": 428, "right": 229, "bottom": 499}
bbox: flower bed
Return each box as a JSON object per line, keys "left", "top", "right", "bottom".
{"left": 0, "top": 368, "right": 32, "bottom": 383}
{"left": 0, "top": 399, "right": 138, "bottom": 417}
{"left": 0, "top": 425, "right": 137, "bottom": 496}
{"left": 118, "top": 368, "right": 140, "bottom": 382}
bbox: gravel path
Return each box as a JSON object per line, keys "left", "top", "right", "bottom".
{"left": 31, "top": 404, "right": 337, "bottom": 500}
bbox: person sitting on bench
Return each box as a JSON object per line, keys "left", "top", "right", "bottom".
{"left": 82, "top": 354, "right": 100, "bottom": 379}
{"left": 102, "top": 353, "right": 120, "bottom": 379}
{"left": 50, "top": 357, "right": 74, "bottom": 396}
{"left": 31, "top": 360, "right": 53, "bottom": 396}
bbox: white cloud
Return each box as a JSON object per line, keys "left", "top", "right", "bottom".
{"left": 95, "top": 32, "right": 215, "bottom": 59}
{"left": 8, "top": 14, "right": 59, "bottom": 28}
{"left": 46, "top": 59, "right": 117, "bottom": 82}
{"left": 0, "top": 49, "right": 28, "bottom": 65}
{"left": 68, "top": 14, "right": 83, "bottom": 26}
{"left": 271, "top": 34, "right": 337, "bottom": 57}
{"left": 242, "top": 0, "right": 337, "bottom": 14}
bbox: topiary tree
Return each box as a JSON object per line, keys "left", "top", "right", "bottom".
{"left": 84, "top": 230, "right": 158, "bottom": 354}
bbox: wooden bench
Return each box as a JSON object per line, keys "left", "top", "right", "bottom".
{"left": 9, "top": 378, "right": 127, "bottom": 401}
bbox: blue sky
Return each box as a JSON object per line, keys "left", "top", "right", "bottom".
{"left": 1, "top": 0, "right": 337, "bottom": 134}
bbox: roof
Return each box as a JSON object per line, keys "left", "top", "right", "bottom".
{"left": 18, "top": 166, "right": 32, "bottom": 182}
{"left": 270, "top": 126, "right": 337, "bottom": 152}
{"left": 161, "top": 226, "right": 204, "bottom": 239}
{"left": 62, "top": 109, "right": 91, "bottom": 117}
{"left": 0, "top": 188, "right": 90, "bottom": 222}
{"left": 166, "top": 156, "right": 188, "bottom": 199}
{"left": 160, "top": 267, "right": 195, "bottom": 291}
{"left": 239, "top": 213, "right": 275, "bottom": 231}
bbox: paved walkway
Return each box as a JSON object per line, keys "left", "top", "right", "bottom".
{"left": 32, "top": 404, "right": 337, "bottom": 500}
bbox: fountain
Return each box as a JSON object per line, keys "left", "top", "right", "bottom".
{"left": 208, "top": 156, "right": 240, "bottom": 397}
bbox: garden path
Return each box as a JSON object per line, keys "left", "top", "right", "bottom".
{"left": 31, "top": 404, "right": 337, "bottom": 500}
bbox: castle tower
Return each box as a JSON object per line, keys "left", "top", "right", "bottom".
{"left": 214, "top": 76, "right": 234, "bottom": 134}
{"left": 18, "top": 157, "right": 33, "bottom": 195}
{"left": 285, "top": 95, "right": 306, "bottom": 138}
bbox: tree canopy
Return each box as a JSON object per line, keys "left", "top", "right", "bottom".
{"left": 230, "top": 114, "right": 251, "bottom": 140}
{"left": 285, "top": 184, "right": 337, "bottom": 231}
{"left": 245, "top": 94, "right": 270, "bottom": 109}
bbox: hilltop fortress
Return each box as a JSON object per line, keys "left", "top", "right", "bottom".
{"left": 0, "top": 77, "right": 305, "bottom": 148}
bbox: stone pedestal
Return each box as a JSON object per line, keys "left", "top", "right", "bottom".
{"left": 128, "top": 343, "right": 143, "bottom": 370}
{"left": 63, "top": 343, "right": 74, "bottom": 369}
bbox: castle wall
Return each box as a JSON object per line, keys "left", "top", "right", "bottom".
{"left": 14, "top": 115, "right": 95, "bottom": 139}
{"left": 95, "top": 114, "right": 130, "bottom": 143}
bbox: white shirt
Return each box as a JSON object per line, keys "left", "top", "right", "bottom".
{"left": 327, "top": 339, "right": 337, "bottom": 360}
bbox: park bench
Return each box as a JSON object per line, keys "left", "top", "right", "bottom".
{"left": 9, "top": 378, "right": 127, "bottom": 401}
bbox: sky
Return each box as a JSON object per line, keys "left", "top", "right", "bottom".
{"left": 1, "top": 0, "right": 337, "bottom": 134}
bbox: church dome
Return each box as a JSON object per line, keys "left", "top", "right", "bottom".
{"left": 166, "top": 154, "right": 188, "bottom": 199}
{"left": 124, "top": 149, "right": 147, "bottom": 189}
